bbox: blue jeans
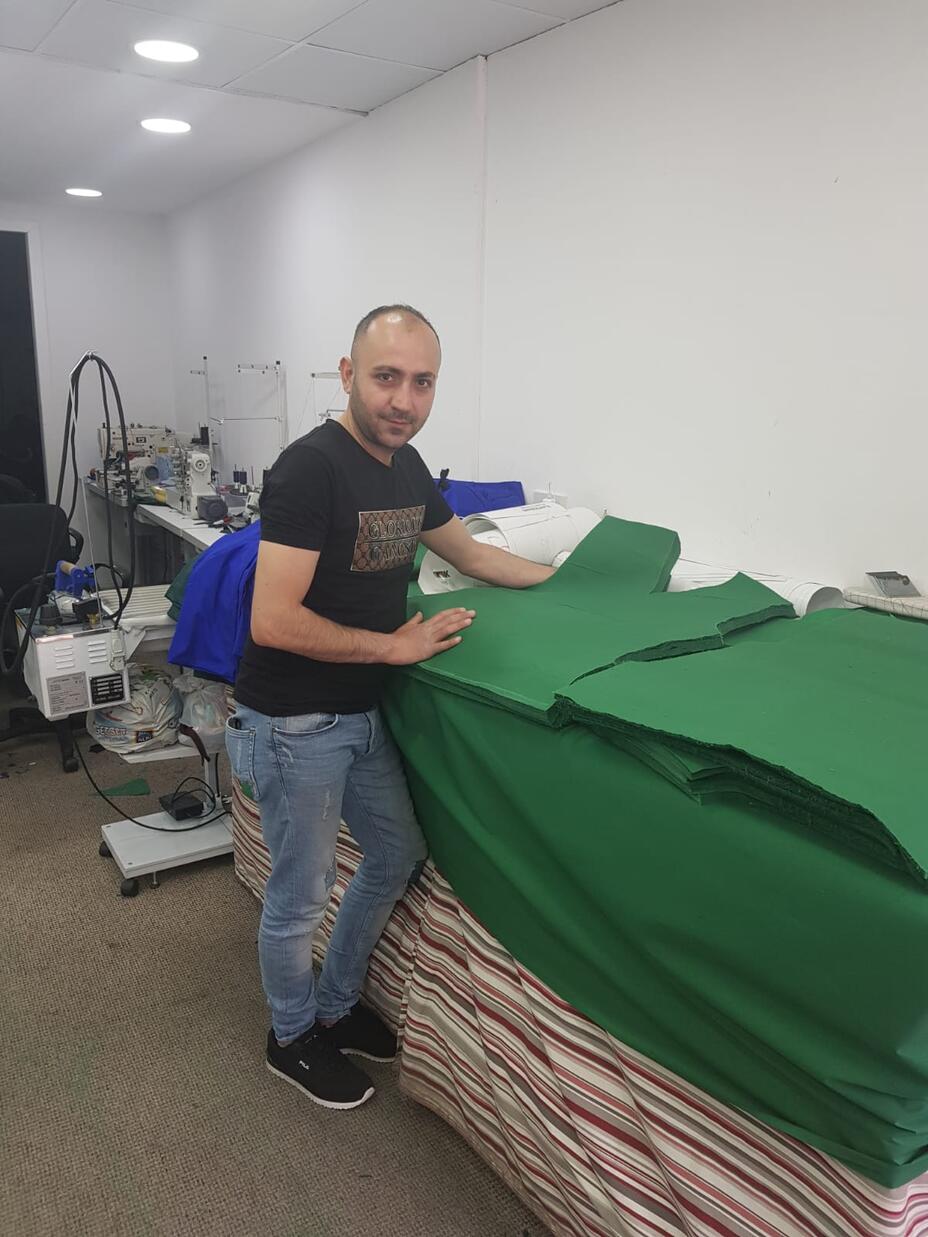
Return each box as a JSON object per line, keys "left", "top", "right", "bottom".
{"left": 226, "top": 703, "right": 427, "bottom": 1042}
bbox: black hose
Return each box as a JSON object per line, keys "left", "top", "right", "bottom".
{"left": 0, "top": 352, "right": 136, "bottom": 678}
{"left": 91, "top": 563, "right": 127, "bottom": 590}
{"left": 95, "top": 355, "right": 135, "bottom": 625}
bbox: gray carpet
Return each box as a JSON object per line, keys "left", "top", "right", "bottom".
{"left": 0, "top": 721, "right": 548, "bottom": 1237}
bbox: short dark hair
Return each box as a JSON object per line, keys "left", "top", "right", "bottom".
{"left": 351, "top": 304, "right": 440, "bottom": 355}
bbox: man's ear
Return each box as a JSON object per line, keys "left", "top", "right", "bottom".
{"left": 339, "top": 355, "right": 353, "bottom": 394}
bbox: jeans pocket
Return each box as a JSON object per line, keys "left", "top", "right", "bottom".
{"left": 225, "top": 719, "right": 260, "bottom": 802}
{"left": 273, "top": 712, "right": 339, "bottom": 738}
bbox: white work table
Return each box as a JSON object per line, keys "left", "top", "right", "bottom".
{"left": 134, "top": 502, "right": 226, "bottom": 551}
{"left": 82, "top": 478, "right": 228, "bottom": 584}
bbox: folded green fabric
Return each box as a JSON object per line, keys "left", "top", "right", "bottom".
{"left": 561, "top": 608, "right": 928, "bottom": 882}
{"left": 588, "top": 719, "right": 906, "bottom": 873}
{"left": 166, "top": 556, "right": 197, "bottom": 622}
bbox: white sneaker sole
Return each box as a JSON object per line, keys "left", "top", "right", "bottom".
{"left": 339, "top": 1047, "right": 397, "bottom": 1063}
{"left": 266, "top": 1060, "right": 375, "bottom": 1109}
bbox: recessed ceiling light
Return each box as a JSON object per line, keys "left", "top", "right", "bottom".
{"left": 133, "top": 40, "right": 199, "bottom": 63}
{"left": 66, "top": 187, "right": 102, "bottom": 198}
{"left": 140, "top": 118, "right": 192, "bottom": 134}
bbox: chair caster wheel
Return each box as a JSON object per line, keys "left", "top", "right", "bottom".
{"left": 99, "top": 840, "right": 111, "bottom": 858}
{"left": 120, "top": 878, "right": 140, "bottom": 898}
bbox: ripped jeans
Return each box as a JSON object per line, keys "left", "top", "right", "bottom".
{"left": 226, "top": 704, "right": 427, "bottom": 1042}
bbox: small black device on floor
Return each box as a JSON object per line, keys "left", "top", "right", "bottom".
{"left": 158, "top": 791, "right": 206, "bottom": 820}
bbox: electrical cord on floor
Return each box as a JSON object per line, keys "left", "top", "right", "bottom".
{"left": 75, "top": 738, "right": 230, "bottom": 833}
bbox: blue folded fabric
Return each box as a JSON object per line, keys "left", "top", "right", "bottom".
{"left": 168, "top": 521, "right": 261, "bottom": 683}
{"left": 434, "top": 475, "right": 525, "bottom": 518}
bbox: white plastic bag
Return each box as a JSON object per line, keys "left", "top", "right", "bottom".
{"left": 89, "top": 664, "right": 181, "bottom": 754}
{"left": 174, "top": 672, "right": 227, "bottom": 755}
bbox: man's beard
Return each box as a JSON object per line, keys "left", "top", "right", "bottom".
{"left": 349, "top": 390, "right": 416, "bottom": 447}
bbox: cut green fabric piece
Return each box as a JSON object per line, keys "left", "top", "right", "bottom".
{"left": 383, "top": 675, "right": 928, "bottom": 1188}
{"left": 535, "top": 513, "right": 680, "bottom": 607}
{"left": 409, "top": 571, "right": 791, "bottom": 722}
{"left": 408, "top": 516, "right": 789, "bottom": 722}
{"left": 100, "top": 777, "right": 151, "bottom": 797}
{"left": 560, "top": 608, "right": 928, "bottom": 883}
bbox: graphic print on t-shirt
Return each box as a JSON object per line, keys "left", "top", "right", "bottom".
{"left": 351, "top": 505, "right": 425, "bottom": 572}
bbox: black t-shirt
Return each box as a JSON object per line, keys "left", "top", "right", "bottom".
{"left": 233, "top": 420, "right": 453, "bottom": 716}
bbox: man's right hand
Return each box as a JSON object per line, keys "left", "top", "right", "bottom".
{"left": 386, "top": 608, "right": 476, "bottom": 665}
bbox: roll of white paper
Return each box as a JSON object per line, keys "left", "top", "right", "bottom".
{"left": 668, "top": 559, "right": 844, "bottom": 617}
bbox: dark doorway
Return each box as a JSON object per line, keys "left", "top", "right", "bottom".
{"left": 0, "top": 231, "right": 46, "bottom": 503}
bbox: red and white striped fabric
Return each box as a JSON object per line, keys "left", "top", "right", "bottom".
{"left": 230, "top": 784, "right": 928, "bottom": 1237}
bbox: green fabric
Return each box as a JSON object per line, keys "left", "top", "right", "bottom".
{"left": 386, "top": 525, "right": 928, "bottom": 1186}
{"left": 166, "top": 556, "right": 197, "bottom": 622}
{"left": 537, "top": 513, "right": 680, "bottom": 604}
{"left": 560, "top": 608, "right": 928, "bottom": 883}
{"left": 384, "top": 676, "right": 928, "bottom": 1188}
{"left": 407, "top": 517, "right": 791, "bottom": 722}
{"left": 100, "top": 777, "right": 150, "bottom": 797}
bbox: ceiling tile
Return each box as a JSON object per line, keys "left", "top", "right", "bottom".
{"left": 0, "top": 49, "right": 354, "bottom": 211}
{"left": 310, "top": 0, "right": 561, "bottom": 72}
{"left": 107, "top": 0, "right": 368, "bottom": 44}
{"left": 36, "top": 0, "right": 289, "bottom": 87}
{"left": 493, "top": 0, "right": 617, "bottom": 19}
{"left": 233, "top": 41, "right": 437, "bottom": 111}
{"left": 0, "top": 0, "right": 75, "bottom": 51}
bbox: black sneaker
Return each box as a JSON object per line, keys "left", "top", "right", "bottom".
{"left": 318, "top": 1003, "right": 397, "bottom": 1063}
{"left": 266, "top": 1026, "right": 375, "bottom": 1109}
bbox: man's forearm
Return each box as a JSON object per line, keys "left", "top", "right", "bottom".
{"left": 251, "top": 605, "right": 394, "bottom": 663}
{"left": 465, "top": 542, "right": 556, "bottom": 588}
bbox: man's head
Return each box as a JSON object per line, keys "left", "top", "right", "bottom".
{"left": 339, "top": 305, "right": 441, "bottom": 461}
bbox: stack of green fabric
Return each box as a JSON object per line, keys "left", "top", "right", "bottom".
{"left": 406, "top": 517, "right": 792, "bottom": 722}
{"left": 558, "top": 606, "right": 928, "bottom": 882}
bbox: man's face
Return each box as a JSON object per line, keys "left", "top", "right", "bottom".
{"left": 341, "top": 314, "right": 441, "bottom": 455}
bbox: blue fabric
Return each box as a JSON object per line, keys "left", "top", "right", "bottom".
{"left": 168, "top": 521, "right": 261, "bottom": 683}
{"left": 433, "top": 477, "right": 525, "bottom": 518}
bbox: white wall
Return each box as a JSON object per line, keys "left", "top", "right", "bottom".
{"left": 0, "top": 199, "right": 174, "bottom": 549}
{"left": 479, "top": 0, "right": 928, "bottom": 588}
{"left": 168, "top": 60, "right": 487, "bottom": 489}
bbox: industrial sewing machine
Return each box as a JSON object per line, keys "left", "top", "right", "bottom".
{"left": 95, "top": 424, "right": 225, "bottom": 521}
{"left": 95, "top": 423, "right": 178, "bottom": 497}
{"left": 160, "top": 446, "right": 226, "bottom": 521}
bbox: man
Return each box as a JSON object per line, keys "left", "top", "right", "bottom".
{"left": 228, "top": 305, "right": 554, "bottom": 1110}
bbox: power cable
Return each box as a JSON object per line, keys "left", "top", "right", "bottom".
{"left": 75, "top": 737, "right": 229, "bottom": 833}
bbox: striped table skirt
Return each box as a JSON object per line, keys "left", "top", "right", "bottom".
{"left": 231, "top": 781, "right": 928, "bottom": 1237}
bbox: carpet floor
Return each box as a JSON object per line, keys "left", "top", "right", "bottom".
{"left": 0, "top": 720, "right": 548, "bottom": 1237}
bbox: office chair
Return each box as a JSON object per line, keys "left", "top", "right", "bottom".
{"left": 0, "top": 503, "right": 85, "bottom": 772}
